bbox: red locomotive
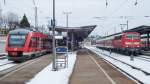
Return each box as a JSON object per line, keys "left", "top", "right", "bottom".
{"left": 96, "top": 32, "right": 141, "bottom": 55}
{"left": 5, "top": 28, "right": 52, "bottom": 62}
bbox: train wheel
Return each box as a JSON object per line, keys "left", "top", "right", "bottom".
{"left": 128, "top": 51, "right": 131, "bottom": 56}
{"left": 31, "top": 54, "right": 36, "bottom": 59}
{"left": 124, "top": 51, "right": 129, "bottom": 55}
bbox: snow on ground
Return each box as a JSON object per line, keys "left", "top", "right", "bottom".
{"left": 86, "top": 46, "right": 150, "bottom": 73}
{"left": 27, "top": 52, "right": 77, "bottom": 84}
{"left": 0, "top": 59, "right": 16, "bottom": 71}
{"left": 0, "top": 53, "right": 6, "bottom": 55}
{"left": 0, "top": 63, "right": 16, "bottom": 71}
{"left": 0, "top": 40, "right": 6, "bottom": 43}
{"left": 85, "top": 46, "right": 150, "bottom": 84}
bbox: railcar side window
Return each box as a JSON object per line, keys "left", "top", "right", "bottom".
{"left": 29, "top": 37, "right": 37, "bottom": 47}
{"left": 115, "top": 35, "right": 121, "bottom": 40}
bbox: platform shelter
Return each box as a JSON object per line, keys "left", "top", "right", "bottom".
{"left": 49, "top": 25, "right": 96, "bottom": 50}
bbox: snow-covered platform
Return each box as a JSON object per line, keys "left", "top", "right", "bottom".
{"left": 27, "top": 52, "right": 77, "bottom": 84}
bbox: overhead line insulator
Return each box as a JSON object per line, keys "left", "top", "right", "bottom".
{"left": 135, "top": 0, "right": 138, "bottom": 6}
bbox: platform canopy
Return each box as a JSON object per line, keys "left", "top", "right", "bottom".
{"left": 49, "top": 25, "right": 97, "bottom": 42}
{"left": 125, "top": 25, "right": 150, "bottom": 34}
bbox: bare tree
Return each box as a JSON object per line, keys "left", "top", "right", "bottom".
{"left": 7, "top": 12, "right": 19, "bottom": 30}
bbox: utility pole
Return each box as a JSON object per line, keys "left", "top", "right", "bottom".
{"left": 120, "top": 24, "right": 127, "bottom": 32}
{"left": 114, "top": 27, "right": 116, "bottom": 34}
{"left": 120, "top": 24, "right": 123, "bottom": 32}
{"left": 0, "top": 3, "right": 2, "bottom": 28}
{"left": 127, "top": 20, "right": 128, "bottom": 30}
{"left": 63, "top": 12, "right": 71, "bottom": 28}
{"left": 120, "top": 20, "right": 128, "bottom": 31}
{"left": 63, "top": 12, "right": 72, "bottom": 50}
{"left": 32, "top": 0, "right": 38, "bottom": 29}
{"left": 35, "top": 6, "right": 38, "bottom": 29}
{"left": 52, "top": 0, "right": 56, "bottom": 71}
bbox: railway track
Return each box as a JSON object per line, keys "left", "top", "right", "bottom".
{"left": 0, "top": 61, "right": 16, "bottom": 73}
{"left": 0, "top": 62, "right": 14, "bottom": 67}
{"left": 86, "top": 47, "right": 150, "bottom": 84}
{"left": 135, "top": 56, "right": 150, "bottom": 62}
{"left": 0, "top": 55, "right": 16, "bottom": 70}
{"left": 0, "top": 54, "right": 50, "bottom": 80}
{"left": 0, "top": 53, "right": 6, "bottom": 60}
{"left": 97, "top": 51, "right": 150, "bottom": 74}
{"left": 0, "top": 56, "right": 7, "bottom": 59}
{"left": 97, "top": 47, "right": 150, "bottom": 64}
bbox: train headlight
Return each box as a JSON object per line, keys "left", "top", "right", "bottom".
{"left": 134, "top": 42, "right": 140, "bottom": 45}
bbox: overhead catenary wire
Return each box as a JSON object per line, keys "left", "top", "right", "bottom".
{"left": 99, "top": 0, "right": 148, "bottom": 36}
{"left": 96, "top": 0, "right": 129, "bottom": 36}
{"left": 106, "top": 0, "right": 129, "bottom": 16}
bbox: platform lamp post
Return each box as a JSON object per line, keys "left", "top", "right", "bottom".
{"left": 52, "top": 0, "right": 57, "bottom": 71}
{"left": 63, "top": 12, "right": 72, "bottom": 51}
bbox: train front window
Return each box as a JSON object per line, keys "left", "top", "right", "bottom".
{"left": 126, "top": 34, "right": 139, "bottom": 39}
{"left": 9, "top": 35, "right": 26, "bottom": 47}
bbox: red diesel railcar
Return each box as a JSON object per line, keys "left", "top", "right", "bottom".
{"left": 5, "top": 29, "right": 52, "bottom": 62}
{"left": 96, "top": 32, "right": 141, "bottom": 55}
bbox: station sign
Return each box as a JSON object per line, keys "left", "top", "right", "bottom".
{"left": 56, "top": 46, "right": 68, "bottom": 54}
{"left": 55, "top": 35, "right": 63, "bottom": 39}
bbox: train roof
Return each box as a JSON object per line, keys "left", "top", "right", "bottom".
{"left": 101, "top": 31, "right": 139, "bottom": 40}
{"left": 9, "top": 28, "right": 33, "bottom": 35}
{"left": 9, "top": 28, "right": 47, "bottom": 35}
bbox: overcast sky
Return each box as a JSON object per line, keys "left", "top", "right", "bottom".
{"left": 1, "top": 0, "right": 150, "bottom": 36}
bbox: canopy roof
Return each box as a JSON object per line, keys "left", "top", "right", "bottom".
{"left": 49, "top": 25, "right": 97, "bottom": 41}
{"left": 125, "top": 25, "right": 150, "bottom": 34}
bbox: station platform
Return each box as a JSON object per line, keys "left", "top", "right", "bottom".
{"left": 69, "top": 49, "right": 136, "bottom": 84}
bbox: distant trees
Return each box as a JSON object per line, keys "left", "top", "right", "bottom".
{"left": 20, "top": 14, "right": 30, "bottom": 28}
{"left": 0, "top": 12, "right": 19, "bottom": 35}
{"left": 7, "top": 12, "right": 19, "bottom": 30}
{"left": 0, "top": 12, "right": 31, "bottom": 35}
